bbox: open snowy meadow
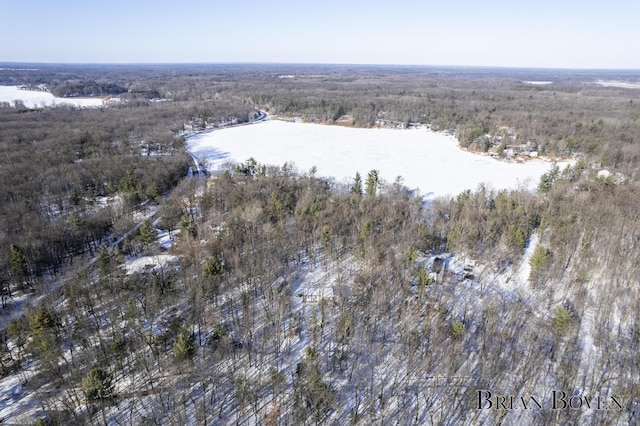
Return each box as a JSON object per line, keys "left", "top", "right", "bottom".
{"left": 0, "top": 86, "right": 105, "bottom": 108}
{"left": 187, "top": 119, "right": 567, "bottom": 199}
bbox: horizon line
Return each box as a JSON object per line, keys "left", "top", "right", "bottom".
{"left": 1, "top": 61, "right": 639, "bottom": 72}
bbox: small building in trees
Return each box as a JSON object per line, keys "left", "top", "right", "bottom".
{"left": 431, "top": 257, "right": 445, "bottom": 273}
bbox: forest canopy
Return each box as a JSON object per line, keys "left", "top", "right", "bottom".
{"left": 0, "top": 63, "right": 639, "bottom": 425}
{"left": 51, "top": 80, "right": 128, "bottom": 97}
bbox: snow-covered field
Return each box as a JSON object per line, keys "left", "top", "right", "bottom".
{"left": 595, "top": 80, "right": 640, "bottom": 89}
{"left": 187, "top": 120, "right": 568, "bottom": 199}
{"left": 522, "top": 80, "right": 553, "bottom": 85}
{"left": 0, "top": 86, "right": 105, "bottom": 108}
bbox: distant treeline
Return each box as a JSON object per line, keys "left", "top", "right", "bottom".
{"left": 52, "top": 80, "right": 128, "bottom": 97}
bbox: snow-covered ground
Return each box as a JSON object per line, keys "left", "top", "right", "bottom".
{"left": 0, "top": 365, "right": 39, "bottom": 424}
{"left": 124, "top": 255, "right": 179, "bottom": 275}
{"left": 187, "top": 120, "right": 570, "bottom": 200}
{"left": 0, "top": 86, "right": 105, "bottom": 108}
{"left": 595, "top": 80, "right": 640, "bottom": 89}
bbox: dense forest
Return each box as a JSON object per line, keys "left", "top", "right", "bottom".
{"left": 0, "top": 63, "right": 639, "bottom": 425}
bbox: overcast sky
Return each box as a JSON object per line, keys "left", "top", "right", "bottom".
{"left": 1, "top": 0, "right": 638, "bottom": 69}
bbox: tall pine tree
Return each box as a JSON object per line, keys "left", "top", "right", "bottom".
{"left": 365, "top": 169, "right": 379, "bottom": 196}
{"left": 351, "top": 172, "right": 363, "bottom": 196}
{"left": 9, "top": 244, "right": 28, "bottom": 288}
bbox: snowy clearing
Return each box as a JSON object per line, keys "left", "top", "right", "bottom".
{"left": 123, "top": 255, "right": 179, "bottom": 275}
{"left": 0, "top": 86, "right": 105, "bottom": 108}
{"left": 187, "top": 119, "right": 570, "bottom": 199}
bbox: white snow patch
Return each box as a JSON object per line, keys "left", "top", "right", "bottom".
{"left": 187, "top": 120, "right": 570, "bottom": 200}
{"left": 124, "top": 255, "right": 179, "bottom": 275}
{"left": 0, "top": 85, "right": 105, "bottom": 108}
{"left": 0, "top": 365, "right": 39, "bottom": 424}
{"left": 595, "top": 80, "right": 640, "bottom": 89}
{"left": 472, "top": 232, "right": 538, "bottom": 300}
{"left": 157, "top": 228, "right": 179, "bottom": 250}
{"left": 514, "top": 232, "right": 538, "bottom": 286}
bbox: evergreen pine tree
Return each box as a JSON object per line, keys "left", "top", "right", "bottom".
{"left": 138, "top": 220, "right": 156, "bottom": 248}
{"left": 365, "top": 169, "right": 379, "bottom": 196}
{"left": 9, "top": 244, "right": 28, "bottom": 287}
{"left": 351, "top": 172, "right": 363, "bottom": 196}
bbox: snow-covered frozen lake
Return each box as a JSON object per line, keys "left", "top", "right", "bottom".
{"left": 0, "top": 86, "right": 105, "bottom": 108}
{"left": 187, "top": 120, "right": 567, "bottom": 199}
